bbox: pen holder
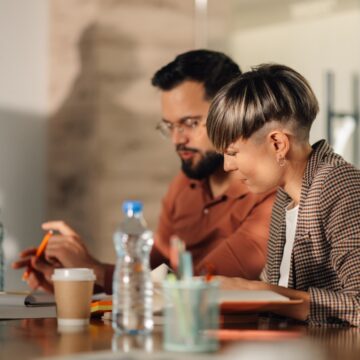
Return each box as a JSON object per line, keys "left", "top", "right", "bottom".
{"left": 162, "top": 279, "right": 219, "bottom": 352}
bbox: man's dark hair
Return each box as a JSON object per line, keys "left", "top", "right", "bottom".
{"left": 151, "top": 49, "right": 241, "bottom": 100}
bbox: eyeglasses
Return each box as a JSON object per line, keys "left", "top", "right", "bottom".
{"left": 156, "top": 118, "right": 205, "bottom": 138}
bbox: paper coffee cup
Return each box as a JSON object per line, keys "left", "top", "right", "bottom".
{"left": 52, "top": 268, "right": 96, "bottom": 327}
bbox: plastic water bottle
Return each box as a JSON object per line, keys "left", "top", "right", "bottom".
{"left": 0, "top": 212, "right": 4, "bottom": 291}
{"left": 112, "top": 200, "right": 154, "bottom": 334}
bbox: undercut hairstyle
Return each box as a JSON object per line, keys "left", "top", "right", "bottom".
{"left": 207, "top": 64, "right": 319, "bottom": 152}
{"left": 151, "top": 49, "right": 241, "bottom": 100}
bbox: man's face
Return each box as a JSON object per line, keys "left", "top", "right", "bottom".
{"left": 160, "top": 81, "right": 223, "bottom": 180}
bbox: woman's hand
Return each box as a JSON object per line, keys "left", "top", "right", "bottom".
{"left": 214, "top": 275, "right": 310, "bottom": 321}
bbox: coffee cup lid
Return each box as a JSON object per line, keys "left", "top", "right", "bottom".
{"left": 51, "top": 268, "right": 96, "bottom": 281}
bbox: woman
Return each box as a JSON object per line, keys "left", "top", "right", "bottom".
{"left": 207, "top": 64, "right": 360, "bottom": 326}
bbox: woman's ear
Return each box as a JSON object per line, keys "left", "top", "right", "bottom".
{"left": 268, "top": 130, "right": 290, "bottom": 158}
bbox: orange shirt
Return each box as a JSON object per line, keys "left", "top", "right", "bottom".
{"left": 151, "top": 172, "right": 276, "bottom": 279}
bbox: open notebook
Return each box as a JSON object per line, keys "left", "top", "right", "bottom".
{"left": 219, "top": 290, "right": 302, "bottom": 313}
{"left": 219, "top": 290, "right": 290, "bottom": 303}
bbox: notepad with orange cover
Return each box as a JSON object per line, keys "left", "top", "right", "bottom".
{"left": 90, "top": 299, "right": 112, "bottom": 316}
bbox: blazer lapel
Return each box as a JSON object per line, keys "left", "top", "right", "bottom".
{"left": 288, "top": 140, "right": 331, "bottom": 288}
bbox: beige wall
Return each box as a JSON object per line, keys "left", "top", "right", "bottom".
{"left": 48, "top": 0, "right": 200, "bottom": 263}
{"left": 0, "top": 0, "right": 228, "bottom": 289}
{"left": 0, "top": 0, "right": 48, "bottom": 290}
{"left": 228, "top": 7, "right": 360, "bottom": 164}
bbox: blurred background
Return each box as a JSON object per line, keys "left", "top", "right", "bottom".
{"left": 0, "top": 0, "right": 359, "bottom": 290}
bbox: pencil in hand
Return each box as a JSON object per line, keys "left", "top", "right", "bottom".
{"left": 22, "top": 230, "right": 53, "bottom": 281}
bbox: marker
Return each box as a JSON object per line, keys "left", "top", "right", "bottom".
{"left": 22, "top": 230, "right": 53, "bottom": 281}
{"left": 200, "top": 262, "right": 215, "bottom": 282}
{"left": 169, "top": 236, "right": 185, "bottom": 277}
{"left": 179, "top": 251, "right": 193, "bottom": 280}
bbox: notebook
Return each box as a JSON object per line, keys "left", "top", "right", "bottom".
{"left": 0, "top": 291, "right": 57, "bottom": 319}
{"left": 0, "top": 291, "right": 55, "bottom": 307}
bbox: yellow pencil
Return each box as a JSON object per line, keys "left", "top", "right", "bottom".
{"left": 22, "top": 230, "right": 53, "bottom": 281}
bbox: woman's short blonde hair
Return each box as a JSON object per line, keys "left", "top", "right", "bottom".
{"left": 207, "top": 64, "right": 319, "bottom": 152}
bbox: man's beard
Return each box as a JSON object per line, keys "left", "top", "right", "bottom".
{"left": 178, "top": 146, "right": 224, "bottom": 180}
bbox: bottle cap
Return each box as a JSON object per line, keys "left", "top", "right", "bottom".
{"left": 122, "top": 200, "right": 143, "bottom": 215}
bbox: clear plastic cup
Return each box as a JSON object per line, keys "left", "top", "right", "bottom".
{"left": 162, "top": 279, "right": 219, "bottom": 352}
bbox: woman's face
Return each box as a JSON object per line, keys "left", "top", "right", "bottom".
{"left": 224, "top": 135, "right": 285, "bottom": 194}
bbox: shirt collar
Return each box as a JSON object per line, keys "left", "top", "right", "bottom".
{"left": 278, "top": 139, "right": 334, "bottom": 207}
{"left": 303, "top": 139, "right": 333, "bottom": 187}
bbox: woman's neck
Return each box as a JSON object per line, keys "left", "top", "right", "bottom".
{"left": 282, "top": 142, "right": 313, "bottom": 205}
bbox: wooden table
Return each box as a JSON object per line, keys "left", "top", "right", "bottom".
{"left": 1, "top": 315, "right": 360, "bottom": 360}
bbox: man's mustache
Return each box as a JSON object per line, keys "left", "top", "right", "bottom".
{"left": 176, "top": 145, "right": 199, "bottom": 153}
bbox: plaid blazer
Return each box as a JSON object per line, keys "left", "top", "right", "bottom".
{"left": 262, "top": 140, "right": 360, "bottom": 326}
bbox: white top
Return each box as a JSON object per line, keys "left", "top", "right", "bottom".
{"left": 278, "top": 204, "right": 299, "bottom": 287}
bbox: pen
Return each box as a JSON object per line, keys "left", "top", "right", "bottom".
{"left": 169, "top": 236, "right": 185, "bottom": 277}
{"left": 22, "top": 230, "right": 53, "bottom": 281}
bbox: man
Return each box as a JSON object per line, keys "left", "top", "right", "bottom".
{"left": 13, "top": 50, "right": 275, "bottom": 293}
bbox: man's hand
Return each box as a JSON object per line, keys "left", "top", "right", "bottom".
{"left": 12, "top": 247, "right": 58, "bottom": 293}
{"left": 41, "top": 221, "right": 98, "bottom": 268}
{"left": 12, "top": 247, "right": 37, "bottom": 270}
{"left": 26, "top": 256, "right": 58, "bottom": 293}
{"left": 12, "top": 221, "right": 107, "bottom": 291}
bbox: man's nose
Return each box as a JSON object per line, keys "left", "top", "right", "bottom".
{"left": 171, "top": 128, "right": 187, "bottom": 145}
{"left": 224, "top": 155, "right": 237, "bottom": 172}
